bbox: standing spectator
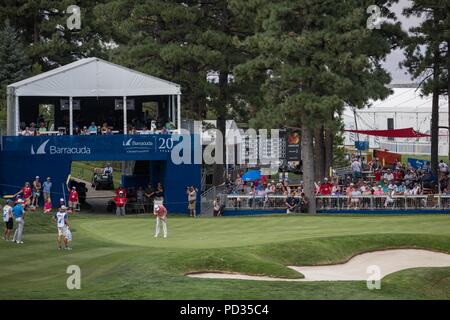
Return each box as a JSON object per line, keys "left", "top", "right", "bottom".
{"left": 3, "top": 199, "right": 13, "bottom": 241}
{"left": 213, "top": 197, "right": 221, "bottom": 216}
{"left": 187, "top": 186, "right": 197, "bottom": 217}
{"left": 439, "top": 160, "right": 448, "bottom": 178}
{"left": 68, "top": 187, "right": 79, "bottom": 213}
{"left": 114, "top": 191, "right": 127, "bottom": 216}
{"left": 351, "top": 157, "right": 362, "bottom": 181}
{"left": 43, "top": 177, "right": 52, "bottom": 201}
{"left": 285, "top": 192, "right": 298, "bottom": 214}
{"left": 12, "top": 199, "right": 25, "bottom": 244}
{"left": 115, "top": 185, "right": 127, "bottom": 198}
{"left": 154, "top": 183, "right": 164, "bottom": 200}
{"left": 136, "top": 186, "right": 145, "bottom": 212}
{"left": 15, "top": 182, "right": 32, "bottom": 206}
{"left": 31, "top": 176, "right": 41, "bottom": 208}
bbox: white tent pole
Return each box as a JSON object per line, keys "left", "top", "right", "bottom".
{"left": 69, "top": 96, "right": 73, "bottom": 135}
{"left": 177, "top": 94, "right": 181, "bottom": 133}
{"left": 172, "top": 95, "right": 175, "bottom": 125}
{"left": 15, "top": 95, "right": 19, "bottom": 135}
{"left": 168, "top": 95, "right": 171, "bottom": 120}
{"left": 123, "top": 96, "right": 127, "bottom": 134}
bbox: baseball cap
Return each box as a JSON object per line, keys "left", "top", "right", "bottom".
{"left": 119, "top": 191, "right": 123, "bottom": 194}
{"left": 154, "top": 204, "right": 160, "bottom": 211}
{"left": 61, "top": 205, "right": 67, "bottom": 210}
{"left": 72, "top": 186, "right": 76, "bottom": 189}
{"left": 60, "top": 198, "right": 64, "bottom": 202}
{"left": 18, "top": 199, "right": 24, "bottom": 203}
{"left": 36, "top": 176, "right": 40, "bottom": 179}
{"left": 6, "top": 199, "right": 12, "bottom": 203}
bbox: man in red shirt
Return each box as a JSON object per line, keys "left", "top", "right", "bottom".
{"left": 318, "top": 178, "right": 334, "bottom": 209}
{"left": 15, "top": 182, "right": 32, "bottom": 206}
{"left": 115, "top": 185, "right": 127, "bottom": 198}
{"left": 68, "top": 187, "right": 79, "bottom": 213}
{"left": 319, "top": 178, "right": 333, "bottom": 195}
{"left": 114, "top": 191, "right": 127, "bottom": 216}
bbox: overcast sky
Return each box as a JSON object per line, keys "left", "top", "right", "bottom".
{"left": 382, "top": 0, "right": 424, "bottom": 84}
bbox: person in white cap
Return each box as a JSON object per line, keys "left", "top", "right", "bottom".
{"left": 153, "top": 202, "right": 168, "bottom": 238}
{"left": 54, "top": 205, "right": 70, "bottom": 250}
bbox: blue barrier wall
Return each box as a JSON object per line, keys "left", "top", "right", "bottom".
{"left": 0, "top": 134, "right": 201, "bottom": 213}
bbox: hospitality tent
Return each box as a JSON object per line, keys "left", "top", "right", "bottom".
{"left": 6, "top": 57, "right": 182, "bottom": 135}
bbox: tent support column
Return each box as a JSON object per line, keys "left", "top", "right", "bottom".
{"left": 123, "top": 96, "right": 127, "bottom": 134}
{"left": 177, "top": 94, "right": 181, "bottom": 133}
{"left": 172, "top": 95, "right": 176, "bottom": 127}
{"left": 69, "top": 97, "right": 73, "bottom": 135}
{"left": 15, "top": 95, "right": 19, "bottom": 135}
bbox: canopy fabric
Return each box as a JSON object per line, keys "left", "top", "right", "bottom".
{"left": 344, "top": 128, "right": 430, "bottom": 138}
{"left": 7, "top": 57, "right": 181, "bottom": 97}
{"left": 242, "top": 170, "right": 261, "bottom": 182}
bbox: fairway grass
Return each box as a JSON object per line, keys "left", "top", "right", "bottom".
{"left": 0, "top": 212, "right": 450, "bottom": 299}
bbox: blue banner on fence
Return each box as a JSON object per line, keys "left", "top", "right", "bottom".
{"left": 407, "top": 157, "right": 426, "bottom": 170}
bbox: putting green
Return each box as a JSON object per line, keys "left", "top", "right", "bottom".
{"left": 77, "top": 215, "right": 450, "bottom": 249}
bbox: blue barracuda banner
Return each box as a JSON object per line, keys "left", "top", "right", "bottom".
{"left": 1, "top": 134, "right": 184, "bottom": 161}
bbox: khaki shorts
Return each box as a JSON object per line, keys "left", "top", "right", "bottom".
{"left": 57, "top": 226, "right": 67, "bottom": 237}
{"left": 68, "top": 201, "right": 77, "bottom": 208}
{"left": 188, "top": 201, "right": 196, "bottom": 210}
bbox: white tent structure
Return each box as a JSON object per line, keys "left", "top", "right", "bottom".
{"left": 343, "top": 87, "right": 449, "bottom": 155}
{"left": 6, "top": 57, "right": 182, "bottom": 135}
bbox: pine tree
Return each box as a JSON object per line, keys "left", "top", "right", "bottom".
{"left": 234, "top": 0, "right": 404, "bottom": 213}
{"left": 0, "top": 21, "right": 30, "bottom": 129}
{"left": 402, "top": 0, "right": 450, "bottom": 176}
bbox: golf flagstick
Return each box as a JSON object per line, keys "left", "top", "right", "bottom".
{"left": 62, "top": 183, "right": 66, "bottom": 204}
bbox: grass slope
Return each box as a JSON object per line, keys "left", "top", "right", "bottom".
{"left": 0, "top": 212, "right": 450, "bottom": 299}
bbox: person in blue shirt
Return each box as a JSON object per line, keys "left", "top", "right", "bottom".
{"left": 12, "top": 199, "right": 25, "bottom": 244}
{"left": 43, "top": 177, "right": 52, "bottom": 201}
{"left": 88, "top": 122, "right": 98, "bottom": 134}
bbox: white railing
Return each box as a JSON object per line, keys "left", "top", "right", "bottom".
{"left": 222, "top": 194, "right": 442, "bottom": 211}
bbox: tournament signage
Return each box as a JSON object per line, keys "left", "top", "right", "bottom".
{"left": 285, "top": 129, "right": 301, "bottom": 162}
{"left": 2, "top": 134, "right": 178, "bottom": 161}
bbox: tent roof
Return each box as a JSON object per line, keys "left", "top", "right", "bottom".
{"left": 8, "top": 57, "right": 181, "bottom": 97}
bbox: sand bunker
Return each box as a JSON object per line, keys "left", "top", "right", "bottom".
{"left": 187, "top": 249, "right": 450, "bottom": 282}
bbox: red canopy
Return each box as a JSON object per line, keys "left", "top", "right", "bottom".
{"left": 345, "top": 127, "right": 430, "bottom": 138}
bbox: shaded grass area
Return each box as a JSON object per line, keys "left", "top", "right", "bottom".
{"left": 0, "top": 212, "right": 450, "bottom": 299}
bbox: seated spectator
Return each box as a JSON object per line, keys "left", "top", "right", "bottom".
{"left": 43, "top": 198, "right": 52, "bottom": 214}
{"left": 161, "top": 127, "right": 169, "bottom": 134}
{"left": 141, "top": 126, "right": 151, "bottom": 134}
{"left": 131, "top": 127, "right": 139, "bottom": 135}
{"left": 38, "top": 122, "right": 47, "bottom": 134}
{"left": 103, "top": 163, "right": 113, "bottom": 175}
{"left": 21, "top": 127, "right": 33, "bottom": 136}
{"left": 80, "top": 126, "right": 89, "bottom": 135}
{"left": 100, "top": 123, "right": 109, "bottom": 134}
{"left": 73, "top": 127, "right": 81, "bottom": 135}
{"left": 88, "top": 122, "right": 98, "bottom": 134}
